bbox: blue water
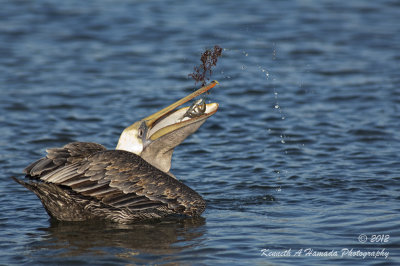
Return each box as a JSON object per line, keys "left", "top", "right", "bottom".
{"left": 1, "top": 0, "right": 399, "bottom": 265}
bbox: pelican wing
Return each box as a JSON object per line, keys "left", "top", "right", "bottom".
{"left": 24, "top": 142, "right": 107, "bottom": 177}
{"left": 36, "top": 148, "right": 205, "bottom": 217}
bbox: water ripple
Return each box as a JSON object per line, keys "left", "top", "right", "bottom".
{"left": 1, "top": 0, "right": 400, "bottom": 265}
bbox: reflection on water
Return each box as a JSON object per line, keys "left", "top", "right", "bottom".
{"left": 29, "top": 218, "right": 205, "bottom": 263}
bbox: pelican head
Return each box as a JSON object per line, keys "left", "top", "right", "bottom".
{"left": 116, "top": 81, "right": 219, "bottom": 174}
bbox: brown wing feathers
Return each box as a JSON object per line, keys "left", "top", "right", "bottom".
{"left": 24, "top": 142, "right": 107, "bottom": 177}
{"left": 23, "top": 142, "right": 205, "bottom": 218}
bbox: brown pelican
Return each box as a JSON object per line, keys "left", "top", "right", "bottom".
{"left": 13, "top": 81, "right": 219, "bottom": 224}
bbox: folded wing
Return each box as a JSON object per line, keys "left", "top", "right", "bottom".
{"left": 23, "top": 142, "right": 205, "bottom": 222}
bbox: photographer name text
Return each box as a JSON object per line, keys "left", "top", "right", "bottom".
{"left": 260, "top": 248, "right": 389, "bottom": 259}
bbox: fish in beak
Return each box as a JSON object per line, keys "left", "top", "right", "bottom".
{"left": 116, "top": 81, "right": 219, "bottom": 174}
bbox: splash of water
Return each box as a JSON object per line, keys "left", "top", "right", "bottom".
{"left": 219, "top": 47, "right": 288, "bottom": 191}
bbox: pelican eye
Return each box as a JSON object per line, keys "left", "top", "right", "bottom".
{"left": 138, "top": 122, "right": 147, "bottom": 138}
{"left": 138, "top": 128, "right": 144, "bottom": 137}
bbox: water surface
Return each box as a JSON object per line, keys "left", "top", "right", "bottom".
{"left": 1, "top": 0, "right": 399, "bottom": 265}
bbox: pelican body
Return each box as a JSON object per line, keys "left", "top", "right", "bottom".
{"left": 14, "top": 81, "right": 219, "bottom": 224}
